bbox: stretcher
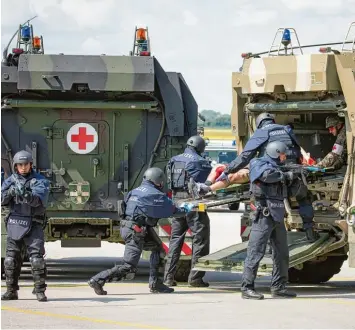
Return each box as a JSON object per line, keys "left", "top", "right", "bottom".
{"left": 180, "top": 184, "right": 251, "bottom": 212}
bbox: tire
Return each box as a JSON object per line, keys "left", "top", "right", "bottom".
{"left": 228, "top": 202, "right": 240, "bottom": 211}
{"left": 288, "top": 255, "right": 347, "bottom": 284}
{"left": 174, "top": 259, "right": 192, "bottom": 282}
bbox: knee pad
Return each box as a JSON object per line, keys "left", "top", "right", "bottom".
{"left": 30, "top": 257, "right": 45, "bottom": 270}
{"left": 4, "top": 257, "right": 16, "bottom": 270}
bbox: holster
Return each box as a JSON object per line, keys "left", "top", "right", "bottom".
{"left": 120, "top": 219, "right": 147, "bottom": 237}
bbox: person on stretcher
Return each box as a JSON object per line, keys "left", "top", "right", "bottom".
{"left": 189, "top": 163, "right": 250, "bottom": 198}
{"left": 189, "top": 143, "right": 315, "bottom": 199}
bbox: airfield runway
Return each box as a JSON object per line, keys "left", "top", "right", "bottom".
{"left": 1, "top": 212, "right": 355, "bottom": 329}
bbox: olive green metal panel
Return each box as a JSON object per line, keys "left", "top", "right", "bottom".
{"left": 193, "top": 232, "right": 337, "bottom": 274}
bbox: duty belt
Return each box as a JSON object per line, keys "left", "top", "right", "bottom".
{"left": 120, "top": 219, "right": 145, "bottom": 233}
{"left": 250, "top": 201, "right": 270, "bottom": 217}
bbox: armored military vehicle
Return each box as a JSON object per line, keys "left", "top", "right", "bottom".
{"left": 1, "top": 22, "right": 198, "bottom": 276}
{"left": 192, "top": 22, "right": 355, "bottom": 283}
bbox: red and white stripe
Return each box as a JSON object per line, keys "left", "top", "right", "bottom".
{"left": 158, "top": 225, "right": 193, "bottom": 255}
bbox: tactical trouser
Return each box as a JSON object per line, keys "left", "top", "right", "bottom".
{"left": 289, "top": 180, "right": 314, "bottom": 230}
{"left": 4, "top": 222, "right": 47, "bottom": 293}
{"left": 91, "top": 221, "right": 165, "bottom": 287}
{"left": 164, "top": 210, "right": 210, "bottom": 283}
{"left": 241, "top": 205, "right": 289, "bottom": 291}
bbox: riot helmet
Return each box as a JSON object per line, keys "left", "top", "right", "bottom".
{"left": 255, "top": 112, "right": 275, "bottom": 129}
{"left": 143, "top": 167, "right": 166, "bottom": 189}
{"left": 265, "top": 141, "right": 287, "bottom": 159}
{"left": 186, "top": 135, "right": 206, "bottom": 154}
{"left": 12, "top": 150, "right": 33, "bottom": 174}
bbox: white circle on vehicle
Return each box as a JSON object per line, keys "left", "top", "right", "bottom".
{"left": 66, "top": 123, "right": 98, "bottom": 154}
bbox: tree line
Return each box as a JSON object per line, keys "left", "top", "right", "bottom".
{"left": 198, "top": 110, "right": 231, "bottom": 128}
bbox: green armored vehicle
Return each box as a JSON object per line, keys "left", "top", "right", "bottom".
{"left": 1, "top": 23, "right": 198, "bottom": 275}
{"left": 192, "top": 22, "right": 355, "bottom": 283}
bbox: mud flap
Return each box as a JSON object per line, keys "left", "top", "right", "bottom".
{"left": 192, "top": 231, "right": 339, "bottom": 275}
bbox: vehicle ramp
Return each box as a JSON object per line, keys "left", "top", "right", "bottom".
{"left": 192, "top": 231, "right": 337, "bottom": 275}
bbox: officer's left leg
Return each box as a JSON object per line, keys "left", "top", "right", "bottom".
{"left": 241, "top": 214, "right": 273, "bottom": 300}
{"left": 187, "top": 211, "right": 210, "bottom": 287}
{"left": 269, "top": 221, "right": 296, "bottom": 298}
{"left": 142, "top": 226, "right": 173, "bottom": 293}
{"left": 24, "top": 223, "right": 47, "bottom": 302}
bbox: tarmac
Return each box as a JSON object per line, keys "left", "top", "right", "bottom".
{"left": 1, "top": 256, "right": 354, "bottom": 329}
{"left": 2, "top": 212, "right": 355, "bottom": 329}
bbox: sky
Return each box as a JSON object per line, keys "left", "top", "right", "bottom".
{"left": 1, "top": 0, "right": 355, "bottom": 114}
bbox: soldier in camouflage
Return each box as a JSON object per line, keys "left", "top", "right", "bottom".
{"left": 316, "top": 116, "right": 347, "bottom": 170}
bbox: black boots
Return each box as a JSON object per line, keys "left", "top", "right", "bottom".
{"left": 88, "top": 278, "right": 107, "bottom": 295}
{"left": 1, "top": 290, "right": 18, "bottom": 300}
{"left": 271, "top": 287, "right": 297, "bottom": 298}
{"left": 188, "top": 279, "right": 210, "bottom": 287}
{"left": 149, "top": 279, "right": 174, "bottom": 293}
{"left": 241, "top": 289, "right": 264, "bottom": 300}
{"left": 242, "top": 287, "right": 297, "bottom": 300}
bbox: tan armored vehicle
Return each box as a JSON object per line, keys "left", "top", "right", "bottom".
{"left": 193, "top": 22, "right": 355, "bottom": 283}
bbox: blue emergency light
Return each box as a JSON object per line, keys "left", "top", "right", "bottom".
{"left": 282, "top": 29, "right": 291, "bottom": 45}
{"left": 21, "top": 26, "right": 31, "bottom": 41}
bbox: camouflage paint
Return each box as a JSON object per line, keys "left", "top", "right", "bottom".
{"left": 196, "top": 22, "right": 355, "bottom": 276}
{"left": 1, "top": 51, "right": 197, "bottom": 253}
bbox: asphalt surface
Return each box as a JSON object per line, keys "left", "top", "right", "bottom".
{"left": 2, "top": 211, "right": 355, "bottom": 329}
{"left": 1, "top": 255, "right": 354, "bottom": 329}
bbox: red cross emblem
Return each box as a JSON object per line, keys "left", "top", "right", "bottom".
{"left": 71, "top": 127, "right": 94, "bottom": 150}
{"left": 67, "top": 123, "right": 98, "bottom": 154}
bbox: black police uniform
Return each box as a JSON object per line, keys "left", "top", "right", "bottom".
{"left": 241, "top": 155, "right": 296, "bottom": 299}
{"left": 222, "top": 120, "right": 317, "bottom": 239}
{"left": 1, "top": 170, "right": 50, "bottom": 301}
{"left": 88, "top": 180, "right": 188, "bottom": 294}
{"left": 164, "top": 147, "right": 212, "bottom": 286}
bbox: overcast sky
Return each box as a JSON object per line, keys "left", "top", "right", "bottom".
{"left": 1, "top": 0, "right": 355, "bottom": 114}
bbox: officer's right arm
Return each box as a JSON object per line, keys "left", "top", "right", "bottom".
{"left": 224, "top": 130, "right": 268, "bottom": 174}
{"left": 140, "top": 194, "right": 187, "bottom": 219}
{"left": 1, "top": 177, "right": 15, "bottom": 206}
{"left": 259, "top": 169, "right": 284, "bottom": 183}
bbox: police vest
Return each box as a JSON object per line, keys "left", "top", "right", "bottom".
{"left": 258, "top": 124, "right": 301, "bottom": 162}
{"left": 168, "top": 150, "right": 212, "bottom": 191}
{"left": 9, "top": 174, "right": 47, "bottom": 219}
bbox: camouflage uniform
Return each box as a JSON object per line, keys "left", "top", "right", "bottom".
{"left": 316, "top": 117, "right": 347, "bottom": 170}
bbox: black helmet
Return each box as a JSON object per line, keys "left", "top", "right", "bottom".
{"left": 255, "top": 112, "right": 275, "bottom": 129}
{"left": 265, "top": 141, "right": 287, "bottom": 159}
{"left": 186, "top": 135, "right": 206, "bottom": 154}
{"left": 143, "top": 167, "right": 165, "bottom": 188}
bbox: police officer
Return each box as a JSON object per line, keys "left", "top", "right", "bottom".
{"left": 214, "top": 112, "right": 319, "bottom": 242}
{"left": 1, "top": 150, "right": 50, "bottom": 302}
{"left": 88, "top": 167, "right": 192, "bottom": 294}
{"left": 241, "top": 141, "right": 296, "bottom": 300}
{"left": 164, "top": 135, "right": 212, "bottom": 287}
{"left": 316, "top": 115, "right": 347, "bottom": 170}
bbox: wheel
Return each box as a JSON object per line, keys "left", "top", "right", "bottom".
{"left": 174, "top": 259, "right": 192, "bottom": 282}
{"left": 228, "top": 202, "right": 240, "bottom": 211}
{"left": 288, "top": 255, "right": 347, "bottom": 284}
